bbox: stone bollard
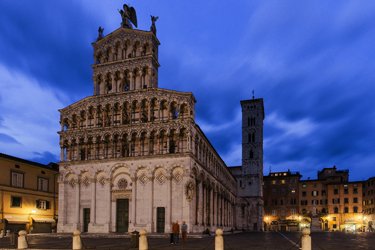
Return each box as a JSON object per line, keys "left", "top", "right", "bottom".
{"left": 17, "top": 230, "right": 28, "bottom": 249}
{"left": 72, "top": 230, "right": 82, "bottom": 250}
{"left": 301, "top": 228, "right": 311, "bottom": 250}
{"left": 215, "top": 228, "right": 224, "bottom": 250}
{"left": 139, "top": 229, "right": 148, "bottom": 250}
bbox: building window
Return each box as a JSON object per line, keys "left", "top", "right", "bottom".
{"left": 302, "top": 191, "right": 306, "bottom": 197}
{"left": 11, "top": 171, "right": 24, "bottom": 188}
{"left": 36, "top": 200, "right": 50, "bottom": 210}
{"left": 281, "top": 180, "right": 285, "bottom": 184}
{"left": 11, "top": 196, "right": 22, "bottom": 207}
{"left": 334, "top": 207, "right": 339, "bottom": 213}
{"left": 344, "top": 188, "right": 348, "bottom": 194}
{"left": 272, "top": 210, "right": 276, "bottom": 216}
{"left": 333, "top": 224, "right": 337, "bottom": 229}
{"left": 334, "top": 189, "right": 339, "bottom": 195}
{"left": 272, "top": 180, "right": 276, "bottom": 185}
{"left": 312, "top": 190, "right": 318, "bottom": 196}
{"left": 302, "top": 183, "right": 307, "bottom": 188}
{"left": 344, "top": 207, "right": 349, "bottom": 213}
{"left": 353, "top": 197, "right": 358, "bottom": 203}
{"left": 344, "top": 198, "right": 349, "bottom": 204}
{"left": 353, "top": 188, "right": 358, "bottom": 194}
{"left": 37, "top": 177, "right": 49, "bottom": 192}
{"left": 353, "top": 206, "right": 358, "bottom": 213}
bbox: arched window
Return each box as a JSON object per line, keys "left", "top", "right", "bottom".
{"left": 169, "top": 130, "right": 176, "bottom": 153}
{"left": 170, "top": 102, "right": 178, "bottom": 119}
{"left": 122, "top": 102, "right": 130, "bottom": 125}
{"left": 71, "top": 115, "right": 77, "bottom": 129}
{"left": 113, "top": 103, "right": 120, "bottom": 126}
{"left": 62, "top": 119, "right": 69, "bottom": 131}
{"left": 141, "top": 100, "right": 148, "bottom": 123}
{"left": 149, "top": 132, "right": 155, "bottom": 154}
{"left": 87, "top": 107, "right": 94, "bottom": 127}
{"left": 96, "top": 106, "right": 103, "bottom": 127}
{"left": 121, "top": 134, "right": 129, "bottom": 157}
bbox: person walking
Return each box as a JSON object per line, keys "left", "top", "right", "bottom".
{"left": 170, "top": 222, "right": 175, "bottom": 244}
{"left": 181, "top": 221, "right": 188, "bottom": 243}
{"left": 172, "top": 220, "right": 180, "bottom": 244}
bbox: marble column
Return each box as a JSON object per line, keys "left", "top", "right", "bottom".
{"left": 90, "top": 178, "right": 96, "bottom": 224}
{"left": 131, "top": 176, "right": 137, "bottom": 228}
{"left": 74, "top": 178, "right": 80, "bottom": 229}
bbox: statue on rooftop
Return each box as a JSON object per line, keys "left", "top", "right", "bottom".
{"left": 150, "top": 15, "right": 159, "bottom": 35}
{"left": 118, "top": 4, "right": 137, "bottom": 29}
{"left": 97, "top": 26, "right": 104, "bottom": 40}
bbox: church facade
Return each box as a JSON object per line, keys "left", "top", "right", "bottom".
{"left": 57, "top": 5, "right": 263, "bottom": 233}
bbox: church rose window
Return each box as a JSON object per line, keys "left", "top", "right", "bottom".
{"left": 117, "top": 178, "right": 128, "bottom": 189}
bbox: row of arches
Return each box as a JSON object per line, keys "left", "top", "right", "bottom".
{"left": 194, "top": 135, "right": 237, "bottom": 191}
{"left": 94, "top": 66, "right": 157, "bottom": 94}
{"left": 61, "top": 99, "right": 192, "bottom": 131}
{"left": 62, "top": 165, "right": 185, "bottom": 187}
{"left": 61, "top": 128, "right": 189, "bottom": 162}
{"left": 191, "top": 167, "right": 236, "bottom": 227}
{"left": 94, "top": 39, "right": 157, "bottom": 65}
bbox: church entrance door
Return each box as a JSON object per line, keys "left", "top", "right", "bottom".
{"left": 83, "top": 208, "right": 90, "bottom": 232}
{"left": 156, "top": 207, "right": 165, "bottom": 233}
{"left": 116, "top": 199, "right": 129, "bottom": 233}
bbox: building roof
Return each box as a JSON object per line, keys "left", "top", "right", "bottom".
{"left": 0, "top": 153, "right": 59, "bottom": 171}
{"left": 264, "top": 170, "right": 302, "bottom": 178}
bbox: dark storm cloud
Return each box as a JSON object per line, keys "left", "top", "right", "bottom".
{"left": 0, "top": 0, "right": 96, "bottom": 100}
{"left": 162, "top": 0, "right": 375, "bottom": 180}
{"left": 0, "top": 0, "right": 374, "bottom": 180}
{"left": 31, "top": 151, "right": 59, "bottom": 165}
{"left": 0, "top": 133, "right": 20, "bottom": 144}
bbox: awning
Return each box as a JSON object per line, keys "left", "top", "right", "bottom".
{"left": 31, "top": 217, "right": 55, "bottom": 223}
{"left": 4, "top": 217, "right": 29, "bottom": 224}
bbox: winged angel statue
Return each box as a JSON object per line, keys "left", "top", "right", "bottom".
{"left": 119, "top": 4, "right": 137, "bottom": 28}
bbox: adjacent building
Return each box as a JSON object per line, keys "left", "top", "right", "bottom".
{"left": 0, "top": 153, "right": 58, "bottom": 233}
{"left": 363, "top": 177, "right": 375, "bottom": 231}
{"left": 264, "top": 166, "right": 369, "bottom": 232}
{"left": 263, "top": 170, "right": 301, "bottom": 230}
{"left": 324, "top": 181, "right": 363, "bottom": 231}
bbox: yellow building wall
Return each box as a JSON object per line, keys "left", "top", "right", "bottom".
{"left": 0, "top": 154, "right": 58, "bottom": 232}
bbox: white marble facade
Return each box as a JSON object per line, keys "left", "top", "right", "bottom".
{"left": 57, "top": 6, "right": 261, "bottom": 234}
{"left": 57, "top": 156, "right": 237, "bottom": 233}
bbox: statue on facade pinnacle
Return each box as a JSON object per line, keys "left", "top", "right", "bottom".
{"left": 97, "top": 26, "right": 104, "bottom": 41}
{"left": 118, "top": 4, "right": 137, "bottom": 28}
{"left": 150, "top": 15, "right": 158, "bottom": 35}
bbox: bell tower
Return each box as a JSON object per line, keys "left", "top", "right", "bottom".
{"left": 239, "top": 96, "right": 264, "bottom": 230}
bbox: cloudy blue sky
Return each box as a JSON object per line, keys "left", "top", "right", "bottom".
{"left": 0, "top": 0, "right": 374, "bottom": 181}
